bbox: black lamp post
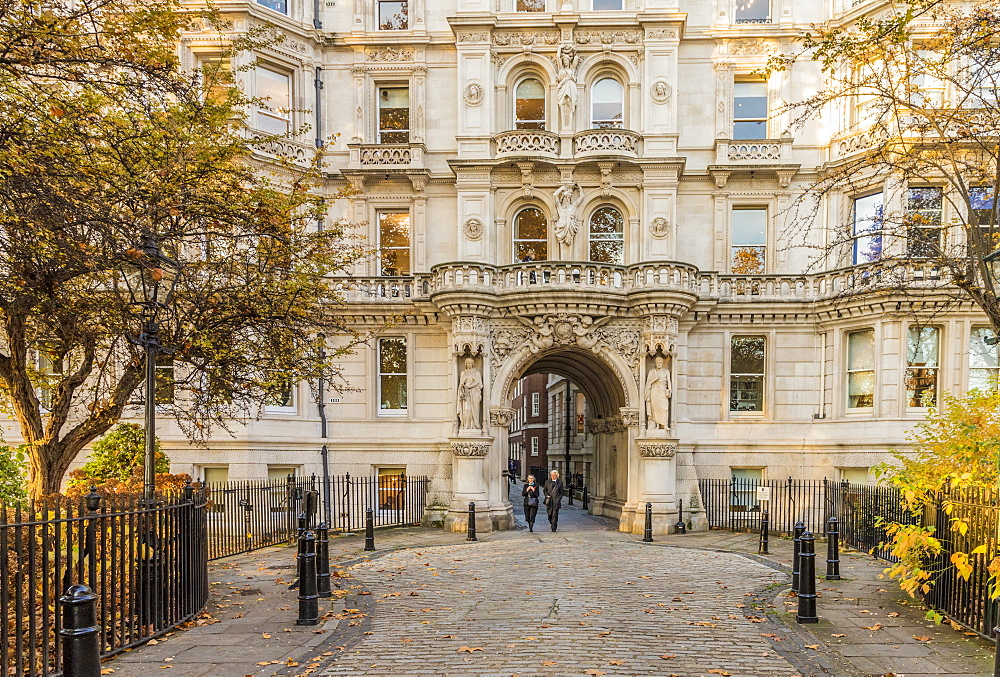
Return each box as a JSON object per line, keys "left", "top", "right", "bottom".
{"left": 121, "top": 235, "right": 181, "bottom": 504}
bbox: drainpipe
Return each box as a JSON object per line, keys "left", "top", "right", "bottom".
{"left": 314, "top": 67, "right": 324, "bottom": 148}
{"left": 318, "top": 337, "right": 332, "bottom": 526}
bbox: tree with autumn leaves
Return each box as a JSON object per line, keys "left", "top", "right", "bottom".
{"left": 0, "top": 0, "right": 366, "bottom": 499}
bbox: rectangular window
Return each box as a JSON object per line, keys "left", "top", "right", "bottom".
{"left": 203, "top": 466, "right": 229, "bottom": 485}
{"left": 731, "top": 208, "right": 766, "bottom": 274}
{"left": 378, "top": 0, "right": 408, "bottom": 30}
{"left": 378, "top": 212, "right": 411, "bottom": 276}
{"left": 37, "top": 351, "right": 63, "bottom": 410}
{"left": 852, "top": 193, "right": 884, "bottom": 264}
{"left": 264, "top": 375, "right": 295, "bottom": 410}
{"left": 838, "top": 467, "right": 869, "bottom": 485}
{"left": 593, "top": 0, "right": 622, "bottom": 9}
{"left": 531, "top": 392, "right": 540, "bottom": 416}
{"left": 733, "top": 81, "right": 767, "bottom": 140}
{"left": 906, "top": 326, "right": 939, "bottom": 407}
{"left": 847, "top": 329, "right": 875, "bottom": 409}
{"left": 531, "top": 437, "right": 539, "bottom": 456}
{"left": 911, "top": 50, "right": 944, "bottom": 108}
{"left": 378, "top": 87, "right": 410, "bottom": 143}
{"left": 970, "top": 61, "right": 999, "bottom": 107}
{"left": 576, "top": 392, "right": 586, "bottom": 434}
{"left": 730, "top": 337, "right": 765, "bottom": 412}
{"left": 970, "top": 187, "right": 997, "bottom": 254}
{"left": 256, "top": 67, "right": 290, "bottom": 135}
{"left": 730, "top": 467, "right": 763, "bottom": 511}
{"left": 267, "top": 466, "right": 297, "bottom": 481}
{"left": 377, "top": 468, "right": 406, "bottom": 510}
{"left": 256, "top": 0, "right": 288, "bottom": 13}
{"left": 970, "top": 327, "right": 1000, "bottom": 393}
{"left": 906, "top": 187, "right": 943, "bottom": 258}
{"left": 378, "top": 338, "right": 407, "bottom": 413}
{"left": 517, "top": 0, "right": 545, "bottom": 10}
{"left": 734, "top": 0, "right": 769, "bottom": 22}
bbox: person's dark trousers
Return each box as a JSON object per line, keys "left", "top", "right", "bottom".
{"left": 525, "top": 504, "right": 538, "bottom": 530}
{"left": 547, "top": 502, "right": 560, "bottom": 531}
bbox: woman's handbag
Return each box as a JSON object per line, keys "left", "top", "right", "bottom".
{"left": 528, "top": 496, "right": 539, "bottom": 507}
{"left": 544, "top": 496, "right": 551, "bottom": 506}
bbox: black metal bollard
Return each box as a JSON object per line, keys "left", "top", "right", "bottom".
{"left": 826, "top": 516, "right": 841, "bottom": 580}
{"left": 759, "top": 510, "right": 770, "bottom": 555}
{"left": 582, "top": 485, "right": 589, "bottom": 510}
{"left": 674, "top": 499, "right": 686, "bottom": 534}
{"left": 642, "top": 502, "right": 653, "bottom": 542}
{"left": 364, "top": 508, "right": 375, "bottom": 551}
{"left": 467, "top": 502, "right": 478, "bottom": 541}
{"left": 791, "top": 521, "right": 805, "bottom": 595}
{"left": 296, "top": 531, "right": 320, "bottom": 626}
{"left": 796, "top": 531, "right": 818, "bottom": 624}
{"left": 297, "top": 511, "right": 309, "bottom": 538}
{"left": 316, "top": 522, "right": 332, "bottom": 598}
{"left": 60, "top": 584, "right": 100, "bottom": 677}
{"left": 993, "top": 625, "right": 1000, "bottom": 677}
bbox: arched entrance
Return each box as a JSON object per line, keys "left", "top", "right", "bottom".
{"left": 498, "top": 348, "right": 634, "bottom": 526}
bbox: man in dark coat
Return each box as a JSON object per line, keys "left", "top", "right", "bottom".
{"left": 543, "top": 470, "right": 565, "bottom": 532}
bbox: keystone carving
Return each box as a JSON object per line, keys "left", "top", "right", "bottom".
{"left": 638, "top": 443, "right": 677, "bottom": 458}
{"left": 451, "top": 441, "right": 491, "bottom": 457}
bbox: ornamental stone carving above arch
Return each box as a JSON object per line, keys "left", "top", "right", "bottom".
{"left": 638, "top": 442, "right": 677, "bottom": 458}
{"left": 451, "top": 441, "right": 491, "bottom": 457}
{"left": 489, "top": 408, "right": 516, "bottom": 428}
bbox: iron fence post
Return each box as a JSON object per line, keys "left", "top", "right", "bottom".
{"left": 993, "top": 625, "right": 1000, "bottom": 677}
{"left": 83, "top": 487, "right": 101, "bottom": 593}
{"left": 791, "top": 521, "right": 805, "bottom": 595}
{"left": 316, "top": 522, "right": 332, "bottom": 598}
{"left": 59, "top": 584, "right": 100, "bottom": 677}
{"left": 643, "top": 502, "right": 653, "bottom": 542}
{"left": 364, "top": 508, "right": 375, "bottom": 551}
{"left": 759, "top": 510, "right": 770, "bottom": 555}
{"left": 826, "top": 516, "right": 841, "bottom": 580}
{"left": 674, "top": 499, "right": 686, "bottom": 534}
{"left": 296, "top": 531, "right": 319, "bottom": 626}
{"left": 796, "top": 531, "right": 818, "bottom": 624}
{"left": 467, "top": 502, "right": 478, "bottom": 541}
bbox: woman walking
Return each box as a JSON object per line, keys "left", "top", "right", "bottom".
{"left": 522, "top": 475, "right": 541, "bottom": 532}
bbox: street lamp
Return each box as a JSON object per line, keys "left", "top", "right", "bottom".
{"left": 120, "top": 235, "right": 182, "bottom": 504}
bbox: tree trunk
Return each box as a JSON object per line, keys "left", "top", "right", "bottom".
{"left": 27, "top": 443, "right": 78, "bottom": 500}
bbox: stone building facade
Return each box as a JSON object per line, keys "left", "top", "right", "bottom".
{"left": 98, "top": 0, "right": 994, "bottom": 534}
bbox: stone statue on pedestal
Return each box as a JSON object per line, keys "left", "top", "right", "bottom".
{"left": 644, "top": 355, "right": 672, "bottom": 431}
{"left": 457, "top": 358, "right": 483, "bottom": 430}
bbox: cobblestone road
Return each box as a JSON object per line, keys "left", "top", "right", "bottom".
{"left": 317, "top": 507, "right": 821, "bottom": 677}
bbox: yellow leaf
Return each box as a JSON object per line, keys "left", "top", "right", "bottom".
{"left": 972, "top": 545, "right": 988, "bottom": 555}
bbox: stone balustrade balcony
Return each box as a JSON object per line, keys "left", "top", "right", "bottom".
{"left": 250, "top": 134, "right": 313, "bottom": 167}
{"left": 573, "top": 128, "right": 641, "bottom": 159}
{"left": 347, "top": 143, "right": 425, "bottom": 169}
{"left": 493, "top": 130, "right": 560, "bottom": 160}
{"left": 714, "top": 136, "right": 793, "bottom": 164}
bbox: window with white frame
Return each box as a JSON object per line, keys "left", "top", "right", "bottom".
{"left": 969, "top": 59, "right": 999, "bottom": 107}
{"left": 906, "top": 326, "right": 939, "bottom": 407}
{"left": 852, "top": 193, "right": 884, "bottom": 264}
{"left": 513, "top": 207, "right": 547, "bottom": 262}
{"left": 847, "top": 329, "right": 875, "bottom": 409}
{"left": 256, "top": 67, "right": 291, "bottom": 135}
{"left": 906, "top": 187, "right": 943, "bottom": 258}
{"left": 911, "top": 50, "right": 945, "bottom": 108}
{"left": 378, "top": 87, "right": 409, "bottom": 143}
{"left": 593, "top": 0, "right": 622, "bottom": 8}
{"left": 377, "top": 468, "right": 406, "bottom": 510}
{"left": 589, "top": 206, "right": 624, "bottom": 265}
{"left": 591, "top": 78, "right": 623, "bottom": 129}
{"left": 730, "top": 467, "right": 763, "bottom": 511}
{"left": 734, "top": 0, "right": 769, "bottom": 23}
{"left": 731, "top": 208, "right": 766, "bottom": 273}
{"left": 970, "top": 188, "right": 997, "bottom": 255}
{"left": 378, "top": 0, "right": 408, "bottom": 30}
{"left": 531, "top": 437, "right": 539, "bottom": 456}
{"left": 733, "top": 81, "right": 767, "bottom": 139}
{"left": 378, "top": 338, "right": 407, "bottom": 414}
{"left": 517, "top": 0, "right": 544, "bottom": 11}
{"left": 970, "top": 327, "right": 1000, "bottom": 393}
{"left": 730, "top": 336, "right": 765, "bottom": 412}
{"left": 531, "top": 392, "right": 540, "bottom": 416}
{"left": 264, "top": 374, "right": 295, "bottom": 411}
{"left": 257, "top": 0, "right": 288, "bottom": 13}
{"left": 515, "top": 78, "right": 546, "bottom": 130}
{"left": 378, "top": 211, "right": 410, "bottom": 276}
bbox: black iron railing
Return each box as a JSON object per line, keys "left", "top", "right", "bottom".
{"left": 0, "top": 486, "right": 209, "bottom": 676}
{"left": 329, "top": 473, "right": 429, "bottom": 533}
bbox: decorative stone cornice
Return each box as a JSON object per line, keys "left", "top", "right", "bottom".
{"left": 451, "top": 441, "right": 491, "bottom": 457}
{"left": 638, "top": 443, "right": 677, "bottom": 458}
{"left": 489, "top": 408, "right": 516, "bottom": 428}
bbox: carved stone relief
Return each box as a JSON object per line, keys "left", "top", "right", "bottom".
{"left": 368, "top": 47, "right": 413, "bottom": 62}
{"left": 643, "top": 315, "right": 679, "bottom": 357}
{"left": 464, "top": 82, "right": 484, "bottom": 106}
{"left": 650, "top": 80, "right": 672, "bottom": 104}
{"left": 464, "top": 217, "right": 484, "bottom": 241}
{"left": 638, "top": 442, "right": 677, "bottom": 458}
{"left": 451, "top": 441, "right": 491, "bottom": 457}
{"left": 650, "top": 217, "right": 670, "bottom": 239}
{"left": 489, "top": 408, "right": 516, "bottom": 428}
{"left": 574, "top": 30, "right": 642, "bottom": 45}
{"left": 493, "top": 31, "right": 559, "bottom": 46}
{"left": 453, "top": 316, "right": 489, "bottom": 356}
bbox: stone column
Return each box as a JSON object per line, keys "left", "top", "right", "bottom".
{"left": 487, "top": 407, "right": 516, "bottom": 530}
{"left": 444, "top": 439, "right": 493, "bottom": 534}
{"left": 636, "top": 439, "right": 679, "bottom": 534}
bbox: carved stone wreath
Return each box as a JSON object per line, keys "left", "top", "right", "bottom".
{"left": 464, "top": 82, "right": 484, "bottom": 107}
{"left": 650, "top": 80, "right": 672, "bottom": 104}
{"left": 451, "top": 442, "right": 491, "bottom": 457}
{"left": 464, "top": 217, "right": 484, "bottom": 241}
{"left": 650, "top": 217, "right": 670, "bottom": 239}
{"left": 638, "top": 443, "right": 677, "bottom": 458}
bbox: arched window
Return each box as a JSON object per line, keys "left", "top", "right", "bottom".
{"left": 515, "top": 78, "right": 546, "bottom": 130}
{"left": 513, "top": 208, "right": 547, "bottom": 261}
{"left": 589, "top": 206, "right": 624, "bottom": 264}
{"left": 591, "top": 78, "right": 623, "bottom": 129}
